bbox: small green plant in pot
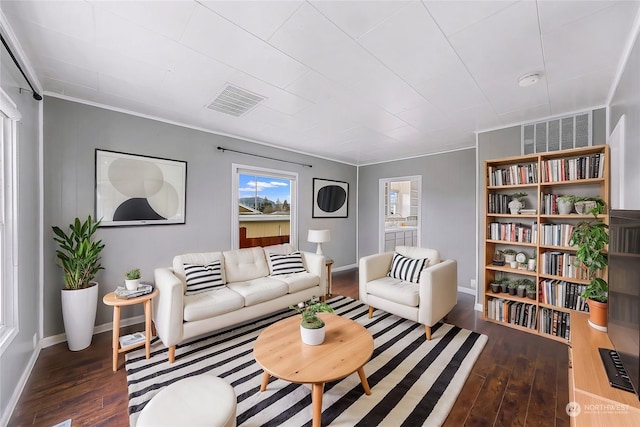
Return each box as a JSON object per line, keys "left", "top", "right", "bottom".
{"left": 290, "top": 298, "right": 334, "bottom": 345}
{"left": 570, "top": 207, "right": 609, "bottom": 330}
{"left": 125, "top": 268, "right": 141, "bottom": 290}
{"left": 52, "top": 215, "right": 105, "bottom": 351}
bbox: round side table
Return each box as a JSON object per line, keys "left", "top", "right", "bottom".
{"left": 103, "top": 288, "right": 158, "bottom": 372}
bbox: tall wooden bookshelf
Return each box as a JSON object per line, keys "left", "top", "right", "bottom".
{"left": 483, "top": 145, "right": 609, "bottom": 343}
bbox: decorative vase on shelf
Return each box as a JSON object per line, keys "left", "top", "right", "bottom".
{"left": 557, "top": 199, "right": 574, "bottom": 215}
{"left": 508, "top": 199, "right": 523, "bottom": 215}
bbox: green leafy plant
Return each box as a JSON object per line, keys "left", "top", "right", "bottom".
{"left": 570, "top": 209, "right": 609, "bottom": 303}
{"left": 52, "top": 216, "right": 105, "bottom": 290}
{"left": 559, "top": 195, "right": 578, "bottom": 203}
{"left": 289, "top": 298, "right": 334, "bottom": 329}
{"left": 126, "top": 268, "right": 141, "bottom": 280}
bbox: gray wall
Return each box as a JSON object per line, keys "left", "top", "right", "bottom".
{"left": 476, "top": 108, "right": 607, "bottom": 304}
{"left": 43, "top": 97, "right": 357, "bottom": 337}
{"left": 0, "top": 54, "right": 41, "bottom": 420}
{"left": 358, "top": 148, "right": 477, "bottom": 291}
{"left": 610, "top": 29, "right": 640, "bottom": 209}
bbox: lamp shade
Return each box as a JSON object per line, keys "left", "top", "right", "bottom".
{"left": 308, "top": 229, "right": 330, "bottom": 255}
{"left": 307, "top": 229, "right": 330, "bottom": 243}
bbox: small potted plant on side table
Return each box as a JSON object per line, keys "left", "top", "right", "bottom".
{"left": 290, "top": 298, "right": 334, "bottom": 345}
{"left": 125, "top": 268, "right": 141, "bottom": 290}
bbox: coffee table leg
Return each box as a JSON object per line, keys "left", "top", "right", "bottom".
{"left": 357, "top": 367, "right": 371, "bottom": 395}
{"left": 312, "top": 383, "right": 324, "bottom": 427}
{"left": 260, "top": 371, "right": 270, "bottom": 392}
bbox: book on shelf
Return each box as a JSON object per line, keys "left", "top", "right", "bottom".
{"left": 115, "top": 283, "right": 153, "bottom": 299}
{"left": 119, "top": 332, "right": 146, "bottom": 348}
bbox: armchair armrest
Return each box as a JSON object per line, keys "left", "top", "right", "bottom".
{"left": 359, "top": 252, "right": 394, "bottom": 302}
{"left": 300, "top": 251, "right": 327, "bottom": 295}
{"left": 418, "top": 259, "right": 458, "bottom": 326}
{"left": 153, "top": 267, "right": 185, "bottom": 348}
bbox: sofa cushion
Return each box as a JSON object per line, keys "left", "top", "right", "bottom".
{"left": 223, "top": 247, "right": 269, "bottom": 283}
{"left": 173, "top": 252, "right": 225, "bottom": 293}
{"left": 396, "top": 246, "right": 440, "bottom": 267}
{"left": 367, "top": 276, "right": 420, "bottom": 307}
{"left": 226, "top": 277, "right": 288, "bottom": 306}
{"left": 183, "top": 287, "right": 245, "bottom": 322}
{"left": 271, "top": 271, "right": 319, "bottom": 293}
{"left": 184, "top": 261, "right": 225, "bottom": 295}
{"left": 263, "top": 243, "right": 296, "bottom": 255}
{"left": 267, "top": 252, "right": 306, "bottom": 275}
{"left": 388, "top": 252, "right": 428, "bottom": 284}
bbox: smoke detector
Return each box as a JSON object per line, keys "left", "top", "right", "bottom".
{"left": 518, "top": 73, "right": 540, "bottom": 87}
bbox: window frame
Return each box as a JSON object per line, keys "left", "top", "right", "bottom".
{"left": 0, "top": 88, "right": 20, "bottom": 353}
{"left": 231, "top": 163, "right": 298, "bottom": 250}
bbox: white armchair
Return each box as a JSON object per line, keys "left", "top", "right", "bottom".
{"left": 359, "top": 246, "right": 457, "bottom": 340}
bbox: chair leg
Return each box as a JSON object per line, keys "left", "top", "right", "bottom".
{"left": 368, "top": 306, "right": 374, "bottom": 319}
{"left": 169, "top": 345, "right": 176, "bottom": 363}
{"left": 425, "top": 325, "right": 432, "bottom": 340}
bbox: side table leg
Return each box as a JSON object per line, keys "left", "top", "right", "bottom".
{"left": 144, "top": 299, "right": 152, "bottom": 359}
{"left": 112, "top": 306, "right": 121, "bottom": 372}
{"left": 260, "top": 372, "right": 270, "bottom": 392}
{"left": 312, "top": 383, "right": 324, "bottom": 427}
{"left": 357, "top": 367, "right": 371, "bottom": 395}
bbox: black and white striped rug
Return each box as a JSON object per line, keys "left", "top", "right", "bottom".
{"left": 126, "top": 296, "right": 487, "bottom": 426}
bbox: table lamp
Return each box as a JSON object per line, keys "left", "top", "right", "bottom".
{"left": 307, "top": 229, "right": 330, "bottom": 255}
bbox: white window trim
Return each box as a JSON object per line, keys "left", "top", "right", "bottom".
{"left": 0, "top": 88, "right": 20, "bottom": 354}
{"left": 231, "top": 163, "right": 298, "bottom": 250}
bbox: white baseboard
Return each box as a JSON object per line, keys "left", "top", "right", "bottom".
{"left": 41, "top": 314, "right": 146, "bottom": 349}
{"left": 1, "top": 342, "right": 41, "bottom": 427}
{"left": 333, "top": 263, "right": 357, "bottom": 272}
{"left": 457, "top": 286, "right": 476, "bottom": 296}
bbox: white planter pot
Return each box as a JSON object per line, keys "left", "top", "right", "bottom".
{"left": 300, "top": 324, "right": 326, "bottom": 345}
{"left": 125, "top": 279, "right": 140, "bottom": 290}
{"left": 61, "top": 281, "right": 99, "bottom": 351}
{"left": 557, "top": 199, "right": 574, "bottom": 215}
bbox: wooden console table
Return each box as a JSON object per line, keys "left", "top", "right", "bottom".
{"left": 568, "top": 312, "right": 640, "bottom": 426}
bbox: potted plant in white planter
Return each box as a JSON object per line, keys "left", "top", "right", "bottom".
{"left": 557, "top": 195, "right": 577, "bottom": 215}
{"left": 52, "top": 215, "right": 104, "bottom": 351}
{"left": 289, "top": 298, "right": 334, "bottom": 345}
{"left": 125, "top": 268, "right": 141, "bottom": 290}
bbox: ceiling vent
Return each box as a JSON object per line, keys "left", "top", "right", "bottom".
{"left": 522, "top": 111, "right": 592, "bottom": 154}
{"left": 207, "top": 84, "right": 266, "bottom": 117}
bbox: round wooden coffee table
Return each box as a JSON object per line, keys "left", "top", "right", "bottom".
{"left": 254, "top": 313, "right": 374, "bottom": 427}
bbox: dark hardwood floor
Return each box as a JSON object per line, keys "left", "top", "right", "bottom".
{"left": 10, "top": 269, "right": 568, "bottom": 426}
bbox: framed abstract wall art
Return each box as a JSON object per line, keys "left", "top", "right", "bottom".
{"left": 95, "top": 149, "right": 187, "bottom": 227}
{"left": 312, "top": 178, "right": 348, "bottom": 218}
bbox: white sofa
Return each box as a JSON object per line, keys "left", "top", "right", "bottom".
{"left": 153, "top": 244, "right": 326, "bottom": 363}
{"left": 359, "top": 246, "right": 457, "bottom": 340}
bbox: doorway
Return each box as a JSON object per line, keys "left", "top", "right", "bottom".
{"left": 379, "top": 176, "right": 421, "bottom": 252}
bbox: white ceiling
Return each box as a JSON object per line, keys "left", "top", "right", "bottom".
{"left": 1, "top": 1, "right": 638, "bottom": 165}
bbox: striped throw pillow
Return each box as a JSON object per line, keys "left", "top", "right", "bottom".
{"left": 388, "top": 252, "right": 428, "bottom": 284}
{"left": 268, "top": 252, "right": 306, "bottom": 276}
{"left": 183, "top": 261, "right": 225, "bottom": 295}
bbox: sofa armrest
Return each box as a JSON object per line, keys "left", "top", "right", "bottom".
{"left": 418, "top": 259, "right": 458, "bottom": 326}
{"left": 359, "top": 252, "right": 394, "bottom": 302}
{"left": 300, "top": 251, "right": 327, "bottom": 295}
{"left": 153, "top": 267, "right": 185, "bottom": 348}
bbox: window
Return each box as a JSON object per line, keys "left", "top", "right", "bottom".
{"left": 232, "top": 164, "right": 297, "bottom": 249}
{"left": 0, "top": 88, "right": 20, "bottom": 351}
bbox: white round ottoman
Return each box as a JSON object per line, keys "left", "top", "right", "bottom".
{"left": 136, "top": 375, "right": 236, "bottom": 427}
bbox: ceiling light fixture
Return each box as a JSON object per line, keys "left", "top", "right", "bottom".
{"left": 518, "top": 73, "right": 540, "bottom": 87}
